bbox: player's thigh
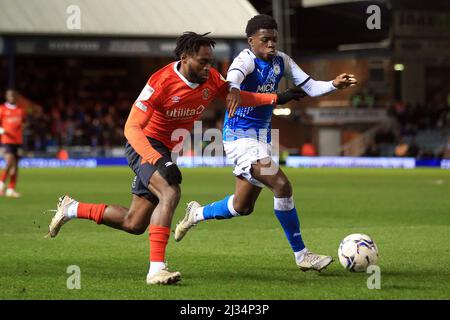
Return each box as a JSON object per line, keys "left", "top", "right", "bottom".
{"left": 233, "top": 176, "right": 262, "bottom": 210}
{"left": 251, "top": 159, "right": 291, "bottom": 193}
{"left": 148, "top": 170, "right": 181, "bottom": 205}
{"left": 4, "top": 151, "right": 13, "bottom": 162}
{"left": 3, "top": 152, "right": 14, "bottom": 168}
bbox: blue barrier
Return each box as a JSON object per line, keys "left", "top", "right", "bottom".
{"left": 96, "top": 158, "right": 128, "bottom": 166}
{"left": 415, "top": 159, "right": 442, "bottom": 167}
{"left": 0, "top": 157, "right": 448, "bottom": 168}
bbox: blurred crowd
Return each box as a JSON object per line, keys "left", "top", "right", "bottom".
{"left": 4, "top": 57, "right": 449, "bottom": 160}
{"left": 23, "top": 101, "right": 129, "bottom": 152}
{"left": 10, "top": 57, "right": 227, "bottom": 157}
{"left": 13, "top": 58, "right": 146, "bottom": 154}
{"left": 363, "top": 100, "right": 450, "bottom": 159}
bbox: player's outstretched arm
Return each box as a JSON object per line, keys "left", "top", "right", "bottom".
{"left": 300, "top": 73, "right": 357, "bottom": 97}
{"left": 226, "top": 87, "right": 307, "bottom": 117}
{"left": 219, "top": 85, "right": 276, "bottom": 117}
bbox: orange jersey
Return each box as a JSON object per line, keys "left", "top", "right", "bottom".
{"left": 124, "top": 61, "right": 277, "bottom": 164}
{"left": 0, "top": 103, "right": 25, "bottom": 144}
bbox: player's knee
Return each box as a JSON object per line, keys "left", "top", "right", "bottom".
{"left": 123, "top": 220, "right": 147, "bottom": 235}
{"left": 273, "top": 178, "right": 292, "bottom": 197}
{"left": 122, "top": 211, "right": 147, "bottom": 235}
{"left": 128, "top": 225, "right": 147, "bottom": 235}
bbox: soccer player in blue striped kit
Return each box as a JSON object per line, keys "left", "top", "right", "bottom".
{"left": 175, "top": 15, "right": 357, "bottom": 271}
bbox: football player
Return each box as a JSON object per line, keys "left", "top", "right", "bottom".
{"left": 176, "top": 15, "right": 357, "bottom": 272}
{"left": 0, "top": 89, "right": 26, "bottom": 198}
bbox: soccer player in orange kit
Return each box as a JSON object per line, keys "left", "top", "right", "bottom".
{"left": 45, "top": 32, "right": 306, "bottom": 285}
{"left": 0, "top": 89, "right": 25, "bottom": 198}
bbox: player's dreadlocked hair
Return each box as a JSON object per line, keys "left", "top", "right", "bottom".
{"left": 245, "top": 14, "right": 278, "bottom": 37}
{"left": 174, "top": 32, "right": 216, "bottom": 59}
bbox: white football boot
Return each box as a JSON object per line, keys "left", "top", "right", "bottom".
{"left": 297, "top": 251, "right": 334, "bottom": 272}
{"left": 5, "top": 188, "right": 21, "bottom": 198}
{"left": 146, "top": 268, "right": 181, "bottom": 285}
{"left": 46, "top": 195, "right": 75, "bottom": 238}
{"left": 174, "top": 201, "right": 200, "bottom": 242}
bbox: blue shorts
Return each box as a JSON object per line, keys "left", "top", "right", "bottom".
{"left": 125, "top": 137, "right": 171, "bottom": 205}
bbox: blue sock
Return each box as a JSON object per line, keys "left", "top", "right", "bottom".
{"left": 274, "top": 197, "right": 305, "bottom": 252}
{"left": 202, "top": 195, "right": 239, "bottom": 220}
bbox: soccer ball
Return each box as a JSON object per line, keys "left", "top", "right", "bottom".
{"left": 338, "top": 233, "right": 378, "bottom": 272}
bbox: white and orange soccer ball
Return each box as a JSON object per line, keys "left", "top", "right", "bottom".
{"left": 338, "top": 233, "right": 379, "bottom": 272}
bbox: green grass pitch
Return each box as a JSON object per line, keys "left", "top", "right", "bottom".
{"left": 0, "top": 167, "right": 449, "bottom": 299}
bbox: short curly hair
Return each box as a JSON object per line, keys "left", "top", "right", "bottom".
{"left": 245, "top": 14, "right": 278, "bottom": 37}
{"left": 174, "top": 31, "right": 216, "bottom": 59}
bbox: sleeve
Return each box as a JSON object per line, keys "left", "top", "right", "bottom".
{"left": 123, "top": 77, "right": 165, "bottom": 165}
{"left": 300, "top": 79, "right": 337, "bottom": 97}
{"left": 0, "top": 106, "right": 4, "bottom": 126}
{"left": 239, "top": 90, "right": 277, "bottom": 106}
{"left": 226, "top": 50, "right": 255, "bottom": 91}
{"left": 279, "top": 51, "right": 337, "bottom": 97}
{"left": 279, "top": 51, "right": 310, "bottom": 86}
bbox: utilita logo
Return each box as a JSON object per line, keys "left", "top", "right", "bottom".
{"left": 166, "top": 105, "right": 205, "bottom": 119}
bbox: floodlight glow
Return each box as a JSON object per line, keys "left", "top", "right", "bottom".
{"left": 394, "top": 64, "right": 404, "bottom": 71}
{"left": 273, "top": 108, "right": 291, "bottom": 116}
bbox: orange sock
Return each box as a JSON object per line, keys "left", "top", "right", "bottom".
{"left": 77, "top": 203, "right": 106, "bottom": 224}
{"left": 7, "top": 173, "right": 17, "bottom": 189}
{"left": 149, "top": 225, "right": 170, "bottom": 262}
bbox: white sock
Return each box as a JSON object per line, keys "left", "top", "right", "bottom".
{"left": 148, "top": 261, "right": 166, "bottom": 276}
{"left": 67, "top": 201, "right": 79, "bottom": 219}
{"left": 0, "top": 181, "right": 4, "bottom": 190}
{"left": 227, "top": 195, "right": 240, "bottom": 217}
{"left": 193, "top": 207, "right": 204, "bottom": 223}
{"left": 294, "top": 248, "right": 309, "bottom": 263}
{"left": 274, "top": 196, "right": 295, "bottom": 211}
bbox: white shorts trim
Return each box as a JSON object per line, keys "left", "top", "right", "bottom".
{"left": 223, "top": 138, "right": 273, "bottom": 188}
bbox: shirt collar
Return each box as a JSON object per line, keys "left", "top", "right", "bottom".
{"left": 5, "top": 102, "right": 17, "bottom": 109}
{"left": 173, "top": 61, "right": 199, "bottom": 89}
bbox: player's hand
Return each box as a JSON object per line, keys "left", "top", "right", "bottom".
{"left": 276, "top": 87, "right": 307, "bottom": 105}
{"left": 155, "top": 157, "right": 182, "bottom": 186}
{"left": 332, "top": 73, "right": 357, "bottom": 89}
{"left": 0, "top": 127, "right": 4, "bottom": 135}
{"left": 226, "top": 88, "right": 241, "bottom": 118}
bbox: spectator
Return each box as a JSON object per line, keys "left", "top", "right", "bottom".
{"left": 300, "top": 141, "right": 317, "bottom": 156}
{"left": 394, "top": 140, "right": 409, "bottom": 157}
